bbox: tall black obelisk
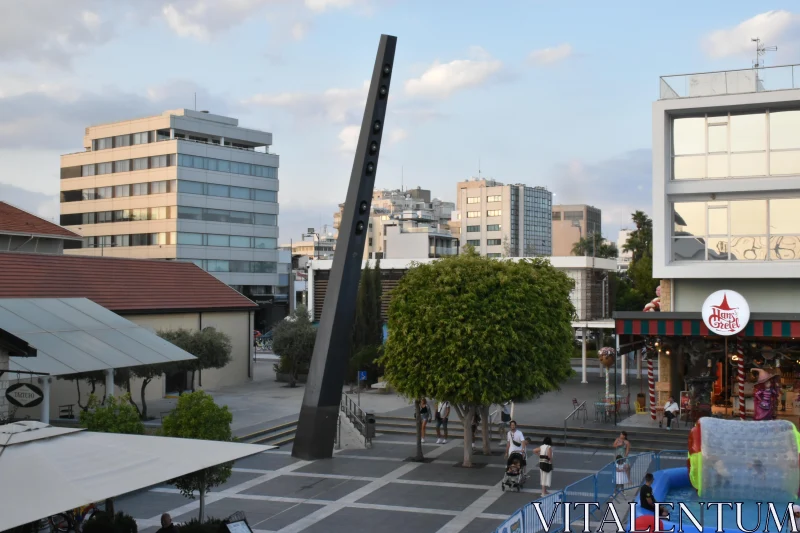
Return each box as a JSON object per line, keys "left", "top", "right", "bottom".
{"left": 292, "top": 35, "right": 397, "bottom": 460}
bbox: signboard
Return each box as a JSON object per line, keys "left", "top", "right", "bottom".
{"left": 225, "top": 520, "right": 252, "bottom": 533}
{"left": 701, "top": 290, "right": 750, "bottom": 336}
{"left": 5, "top": 382, "right": 44, "bottom": 408}
{"left": 358, "top": 370, "right": 368, "bottom": 382}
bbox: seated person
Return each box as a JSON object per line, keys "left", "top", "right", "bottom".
{"left": 640, "top": 473, "right": 669, "bottom": 517}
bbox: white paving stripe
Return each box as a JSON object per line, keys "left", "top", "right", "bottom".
{"left": 435, "top": 485, "right": 506, "bottom": 533}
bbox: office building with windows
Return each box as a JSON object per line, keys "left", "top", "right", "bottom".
{"left": 551, "top": 204, "right": 602, "bottom": 256}
{"left": 59, "top": 109, "right": 288, "bottom": 328}
{"left": 454, "top": 178, "right": 552, "bottom": 257}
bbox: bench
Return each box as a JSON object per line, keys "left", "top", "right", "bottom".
{"left": 59, "top": 404, "right": 75, "bottom": 419}
{"left": 371, "top": 382, "right": 390, "bottom": 394}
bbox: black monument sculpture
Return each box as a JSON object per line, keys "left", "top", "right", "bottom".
{"left": 292, "top": 34, "right": 397, "bottom": 460}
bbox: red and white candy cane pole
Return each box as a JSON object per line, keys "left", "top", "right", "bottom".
{"left": 648, "top": 357, "right": 656, "bottom": 420}
{"left": 738, "top": 339, "right": 746, "bottom": 420}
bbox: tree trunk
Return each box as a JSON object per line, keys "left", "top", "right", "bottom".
{"left": 125, "top": 378, "right": 141, "bottom": 417}
{"left": 462, "top": 405, "right": 476, "bottom": 467}
{"left": 190, "top": 370, "right": 196, "bottom": 392}
{"left": 481, "top": 405, "right": 491, "bottom": 455}
{"left": 414, "top": 399, "right": 424, "bottom": 461}
{"left": 105, "top": 498, "right": 115, "bottom": 517}
{"left": 199, "top": 488, "right": 205, "bottom": 522}
{"left": 140, "top": 378, "right": 151, "bottom": 420}
{"left": 76, "top": 380, "right": 87, "bottom": 411}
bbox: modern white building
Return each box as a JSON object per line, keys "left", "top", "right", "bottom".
{"left": 59, "top": 109, "right": 289, "bottom": 328}
{"left": 454, "top": 178, "right": 552, "bottom": 257}
{"left": 617, "top": 229, "right": 632, "bottom": 271}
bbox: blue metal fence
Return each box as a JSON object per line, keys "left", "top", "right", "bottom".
{"left": 491, "top": 450, "right": 687, "bottom": 533}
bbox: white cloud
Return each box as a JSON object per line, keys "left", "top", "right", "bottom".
{"left": 243, "top": 81, "right": 369, "bottom": 124}
{"left": 404, "top": 47, "right": 503, "bottom": 99}
{"left": 291, "top": 21, "right": 310, "bottom": 40}
{"left": 389, "top": 128, "right": 408, "bottom": 144}
{"left": 160, "top": 0, "right": 281, "bottom": 41}
{"left": 304, "top": 0, "right": 356, "bottom": 11}
{"left": 703, "top": 11, "right": 799, "bottom": 58}
{"left": 338, "top": 125, "right": 360, "bottom": 152}
{"left": 527, "top": 43, "right": 573, "bottom": 66}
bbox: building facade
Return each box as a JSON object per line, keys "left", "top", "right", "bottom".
{"left": 617, "top": 229, "right": 633, "bottom": 270}
{"left": 455, "top": 178, "right": 552, "bottom": 257}
{"left": 58, "top": 109, "right": 288, "bottom": 329}
{"left": 551, "top": 204, "right": 602, "bottom": 256}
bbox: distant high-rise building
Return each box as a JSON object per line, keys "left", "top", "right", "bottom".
{"left": 551, "top": 204, "right": 602, "bottom": 256}
{"left": 59, "top": 108, "right": 289, "bottom": 328}
{"left": 454, "top": 178, "right": 552, "bottom": 257}
{"left": 617, "top": 229, "right": 633, "bottom": 270}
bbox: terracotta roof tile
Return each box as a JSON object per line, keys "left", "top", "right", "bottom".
{"left": 0, "top": 202, "right": 81, "bottom": 239}
{"left": 0, "top": 252, "right": 257, "bottom": 313}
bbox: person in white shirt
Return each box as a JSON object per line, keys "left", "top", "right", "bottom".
{"left": 662, "top": 397, "right": 679, "bottom": 430}
{"left": 435, "top": 400, "right": 450, "bottom": 444}
{"left": 505, "top": 421, "right": 526, "bottom": 466}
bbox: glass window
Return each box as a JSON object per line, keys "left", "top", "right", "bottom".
{"left": 229, "top": 210, "right": 252, "bottom": 224}
{"left": 674, "top": 156, "right": 705, "bottom": 180}
{"left": 217, "top": 160, "right": 230, "bottom": 172}
{"left": 707, "top": 124, "right": 727, "bottom": 153}
{"left": 114, "top": 185, "right": 130, "bottom": 198}
{"left": 113, "top": 234, "right": 130, "bottom": 247}
{"left": 466, "top": 197, "right": 480, "bottom": 204}
{"left": 114, "top": 210, "right": 131, "bottom": 222}
{"left": 132, "top": 157, "right": 148, "bottom": 171}
{"left": 487, "top": 224, "right": 501, "bottom": 231}
{"left": 730, "top": 112, "right": 766, "bottom": 152}
{"left": 707, "top": 154, "right": 728, "bottom": 179}
{"left": 230, "top": 260, "right": 249, "bottom": 273}
{"left": 178, "top": 206, "right": 202, "bottom": 220}
{"left": 82, "top": 189, "right": 96, "bottom": 201}
{"left": 487, "top": 195, "right": 502, "bottom": 202}
{"left": 487, "top": 239, "right": 502, "bottom": 246}
{"left": 205, "top": 158, "right": 217, "bottom": 171}
{"left": 206, "top": 209, "right": 229, "bottom": 222}
{"left": 487, "top": 210, "right": 502, "bottom": 217}
{"left": 252, "top": 261, "right": 277, "bottom": 274}
{"left": 131, "top": 208, "right": 148, "bottom": 221}
{"left": 114, "top": 135, "right": 130, "bottom": 148}
{"left": 254, "top": 189, "right": 277, "bottom": 202}
{"left": 708, "top": 207, "right": 728, "bottom": 235}
{"left": 131, "top": 183, "right": 148, "bottom": 196}
{"left": 178, "top": 154, "right": 191, "bottom": 167}
{"left": 230, "top": 236, "right": 251, "bottom": 248}
{"left": 207, "top": 184, "right": 229, "bottom": 197}
{"left": 254, "top": 213, "right": 276, "bottom": 225}
{"left": 770, "top": 199, "right": 800, "bottom": 234}
{"left": 81, "top": 164, "right": 95, "bottom": 177}
{"left": 133, "top": 132, "right": 149, "bottom": 145}
{"left": 177, "top": 233, "right": 203, "bottom": 245}
{"left": 229, "top": 186, "right": 250, "bottom": 200}
{"left": 151, "top": 155, "right": 168, "bottom": 168}
{"left": 150, "top": 180, "right": 168, "bottom": 194}
{"left": 94, "top": 137, "right": 112, "bottom": 150}
{"left": 673, "top": 202, "right": 705, "bottom": 236}
{"left": 96, "top": 162, "right": 112, "bottom": 175}
{"left": 487, "top": 253, "right": 502, "bottom": 258}
{"left": 673, "top": 117, "right": 705, "bottom": 155}
{"left": 770, "top": 151, "right": 800, "bottom": 176}
{"left": 254, "top": 237, "right": 277, "bottom": 249}
{"left": 113, "top": 160, "right": 130, "bottom": 173}
{"left": 731, "top": 152, "right": 766, "bottom": 177}
{"left": 98, "top": 211, "right": 113, "bottom": 223}
{"left": 95, "top": 186, "right": 112, "bottom": 200}
{"left": 207, "top": 234, "right": 229, "bottom": 246}
{"left": 770, "top": 110, "right": 800, "bottom": 150}
{"left": 61, "top": 190, "right": 82, "bottom": 203}
{"left": 466, "top": 211, "right": 480, "bottom": 218}
{"left": 730, "top": 200, "right": 767, "bottom": 234}
{"left": 466, "top": 225, "right": 480, "bottom": 232}
{"left": 179, "top": 180, "right": 204, "bottom": 194}
{"left": 190, "top": 156, "right": 204, "bottom": 169}
{"left": 240, "top": 163, "right": 251, "bottom": 176}
{"left": 150, "top": 207, "right": 168, "bottom": 220}
{"left": 466, "top": 240, "right": 480, "bottom": 246}
{"left": 230, "top": 162, "right": 241, "bottom": 174}
{"left": 730, "top": 236, "right": 768, "bottom": 261}
{"left": 207, "top": 260, "right": 229, "bottom": 272}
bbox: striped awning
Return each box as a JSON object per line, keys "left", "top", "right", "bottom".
{"left": 615, "top": 315, "right": 800, "bottom": 338}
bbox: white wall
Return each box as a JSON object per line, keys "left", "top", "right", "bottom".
{"left": 673, "top": 278, "right": 800, "bottom": 313}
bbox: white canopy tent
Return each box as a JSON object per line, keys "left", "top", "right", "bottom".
{"left": 0, "top": 421, "right": 273, "bottom": 531}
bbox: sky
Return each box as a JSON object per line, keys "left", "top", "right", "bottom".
{"left": 1, "top": 1, "right": 799, "bottom": 245}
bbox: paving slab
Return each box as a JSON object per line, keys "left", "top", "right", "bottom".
{"left": 295, "top": 457, "right": 402, "bottom": 478}
{"left": 485, "top": 491, "right": 540, "bottom": 515}
{"left": 459, "top": 517, "right": 507, "bottom": 533}
{"left": 399, "top": 462, "right": 503, "bottom": 486}
{"left": 173, "top": 500, "right": 325, "bottom": 531}
{"left": 299, "top": 507, "right": 453, "bottom": 533}
{"left": 241, "top": 474, "right": 371, "bottom": 501}
{"left": 114, "top": 490, "right": 188, "bottom": 520}
{"left": 210, "top": 470, "right": 264, "bottom": 492}
{"left": 234, "top": 451, "right": 301, "bottom": 471}
{"left": 337, "top": 442, "right": 439, "bottom": 459}
{"left": 355, "top": 482, "right": 486, "bottom": 512}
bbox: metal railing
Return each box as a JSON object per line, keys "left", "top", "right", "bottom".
{"left": 563, "top": 401, "right": 588, "bottom": 445}
{"left": 660, "top": 64, "right": 800, "bottom": 99}
{"left": 491, "top": 450, "right": 687, "bottom": 533}
{"left": 340, "top": 392, "right": 374, "bottom": 447}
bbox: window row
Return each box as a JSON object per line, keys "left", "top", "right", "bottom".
{"left": 673, "top": 110, "right": 800, "bottom": 180}
{"left": 176, "top": 233, "right": 277, "bottom": 249}
{"left": 466, "top": 195, "right": 502, "bottom": 204}
{"left": 92, "top": 132, "right": 153, "bottom": 151}
{"left": 76, "top": 233, "right": 170, "bottom": 249}
{"left": 176, "top": 154, "right": 277, "bottom": 179}
{"left": 61, "top": 207, "right": 173, "bottom": 225}
{"left": 177, "top": 180, "right": 277, "bottom": 202}
{"left": 466, "top": 224, "right": 502, "bottom": 232}
{"left": 177, "top": 206, "right": 277, "bottom": 226}
{"left": 61, "top": 180, "right": 176, "bottom": 202}
{"left": 672, "top": 197, "right": 800, "bottom": 261}
{"left": 82, "top": 155, "right": 176, "bottom": 176}
{"left": 187, "top": 259, "right": 278, "bottom": 274}
{"left": 487, "top": 210, "right": 502, "bottom": 217}
{"left": 464, "top": 239, "right": 504, "bottom": 247}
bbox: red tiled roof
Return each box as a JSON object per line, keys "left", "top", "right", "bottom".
{"left": 0, "top": 253, "right": 258, "bottom": 314}
{"left": 0, "top": 202, "right": 81, "bottom": 239}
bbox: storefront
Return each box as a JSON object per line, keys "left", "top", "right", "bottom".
{"left": 615, "top": 290, "right": 800, "bottom": 427}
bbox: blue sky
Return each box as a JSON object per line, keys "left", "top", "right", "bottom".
{"left": 1, "top": 1, "right": 799, "bottom": 244}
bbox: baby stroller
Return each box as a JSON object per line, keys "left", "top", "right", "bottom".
{"left": 501, "top": 449, "right": 528, "bottom": 492}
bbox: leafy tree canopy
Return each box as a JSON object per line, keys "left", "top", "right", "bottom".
{"left": 571, "top": 233, "right": 619, "bottom": 259}
{"left": 79, "top": 393, "right": 144, "bottom": 435}
{"left": 380, "top": 252, "right": 575, "bottom": 406}
{"left": 272, "top": 305, "right": 316, "bottom": 386}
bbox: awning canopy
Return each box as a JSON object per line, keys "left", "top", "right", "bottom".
{"left": 0, "top": 421, "right": 273, "bottom": 530}
{"left": 0, "top": 298, "right": 197, "bottom": 376}
{"left": 614, "top": 312, "right": 800, "bottom": 338}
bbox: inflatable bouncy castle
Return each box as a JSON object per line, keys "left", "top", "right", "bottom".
{"left": 688, "top": 417, "right": 800, "bottom": 501}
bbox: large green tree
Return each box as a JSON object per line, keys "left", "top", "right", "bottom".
{"left": 380, "top": 252, "right": 575, "bottom": 466}
{"left": 80, "top": 393, "right": 145, "bottom": 435}
{"left": 272, "top": 305, "right": 316, "bottom": 387}
{"left": 571, "top": 233, "right": 619, "bottom": 259}
{"left": 622, "top": 211, "right": 659, "bottom": 306}
{"left": 158, "top": 327, "right": 232, "bottom": 392}
{"left": 160, "top": 391, "right": 233, "bottom": 522}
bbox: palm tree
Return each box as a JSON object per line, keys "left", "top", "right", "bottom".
{"left": 571, "top": 233, "right": 618, "bottom": 259}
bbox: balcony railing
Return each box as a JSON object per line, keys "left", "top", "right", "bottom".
{"left": 660, "top": 64, "right": 800, "bottom": 99}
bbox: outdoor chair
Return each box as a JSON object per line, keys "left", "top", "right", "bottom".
{"left": 572, "top": 398, "right": 588, "bottom": 421}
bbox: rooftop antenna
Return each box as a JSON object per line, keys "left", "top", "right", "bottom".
{"left": 401, "top": 166, "right": 404, "bottom": 192}
{"left": 194, "top": 92, "right": 197, "bottom": 111}
{"left": 478, "top": 158, "right": 481, "bottom": 179}
{"left": 752, "top": 37, "right": 777, "bottom": 69}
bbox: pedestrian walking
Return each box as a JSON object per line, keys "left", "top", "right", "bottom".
{"left": 419, "top": 398, "right": 431, "bottom": 443}
{"left": 436, "top": 400, "right": 450, "bottom": 444}
{"left": 532, "top": 437, "right": 553, "bottom": 495}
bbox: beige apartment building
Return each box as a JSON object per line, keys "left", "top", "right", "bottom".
{"left": 58, "top": 109, "right": 289, "bottom": 328}
{"left": 455, "top": 178, "right": 552, "bottom": 257}
{"left": 551, "top": 204, "right": 602, "bottom": 256}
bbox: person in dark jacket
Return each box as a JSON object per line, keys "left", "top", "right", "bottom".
{"left": 157, "top": 513, "right": 179, "bottom": 533}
